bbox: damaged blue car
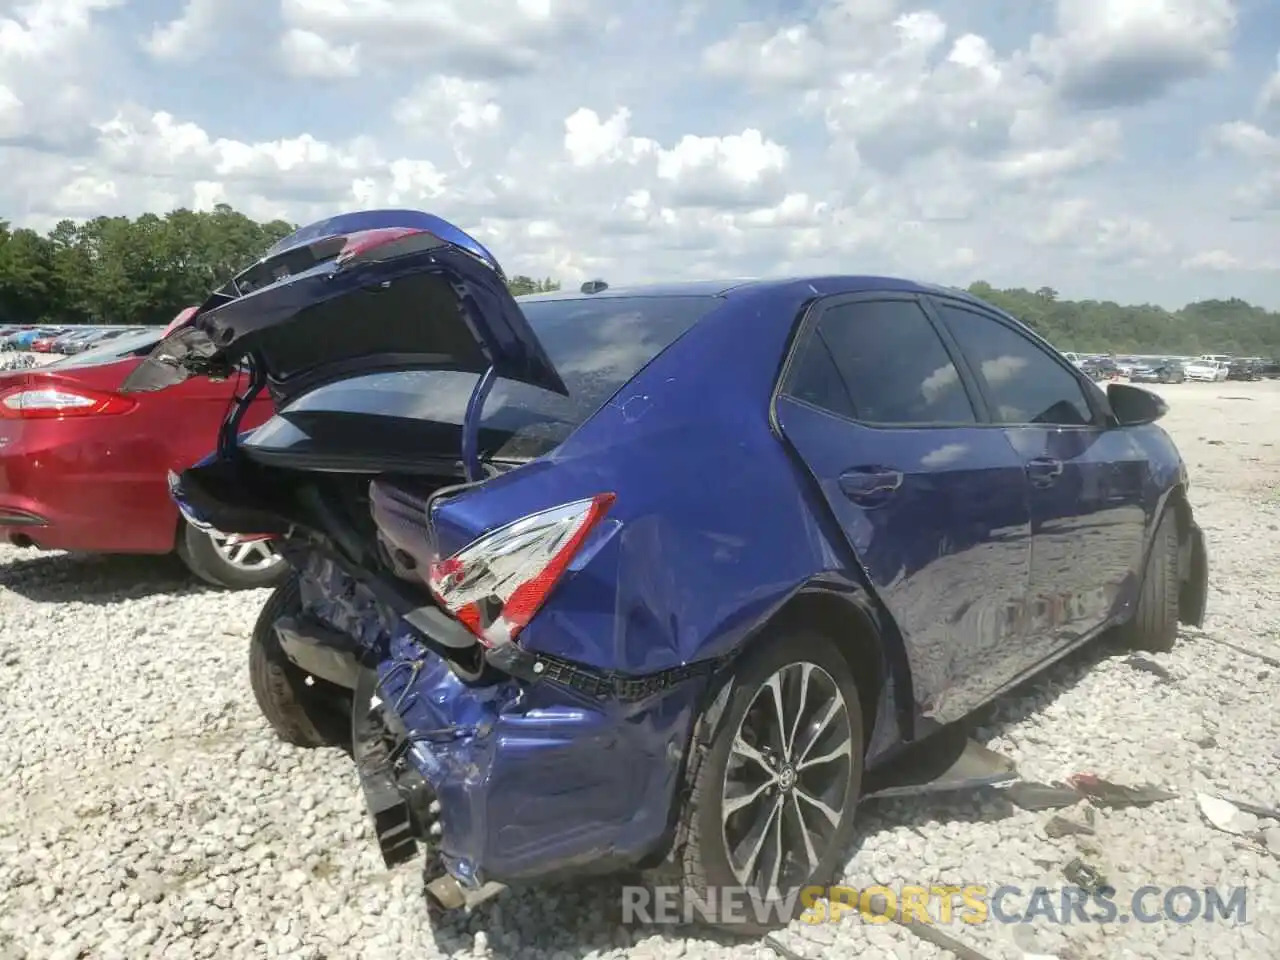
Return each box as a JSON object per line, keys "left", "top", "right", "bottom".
{"left": 121, "top": 209, "right": 1208, "bottom": 930}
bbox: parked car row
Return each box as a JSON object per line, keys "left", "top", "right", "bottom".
{"left": 1067, "top": 352, "right": 1280, "bottom": 384}
{"left": 107, "top": 209, "right": 1209, "bottom": 931}
{"left": 1128, "top": 359, "right": 1188, "bottom": 384}
{"left": 0, "top": 324, "right": 153, "bottom": 355}
{"left": 0, "top": 324, "right": 285, "bottom": 588}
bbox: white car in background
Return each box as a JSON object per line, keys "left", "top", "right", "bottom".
{"left": 1185, "top": 359, "right": 1227, "bottom": 382}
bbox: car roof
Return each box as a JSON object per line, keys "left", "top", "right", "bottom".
{"left": 516, "top": 275, "right": 975, "bottom": 304}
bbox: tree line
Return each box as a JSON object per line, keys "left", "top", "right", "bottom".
{"left": 0, "top": 204, "right": 560, "bottom": 328}
{"left": 968, "top": 283, "right": 1279, "bottom": 358}
{"left": 0, "top": 205, "right": 1272, "bottom": 357}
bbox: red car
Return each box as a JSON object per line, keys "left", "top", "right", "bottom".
{"left": 29, "top": 330, "right": 71, "bottom": 353}
{"left": 0, "top": 327, "right": 285, "bottom": 588}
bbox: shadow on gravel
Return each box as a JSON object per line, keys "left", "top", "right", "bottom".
{"left": 427, "top": 878, "right": 757, "bottom": 960}
{"left": 0, "top": 550, "right": 207, "bottom": 603}
{"left": 973, "top": 634, "right": 1116, "bottom": 739}
{"left": 851, "top": 633, "right": 1119, "bottom": 836}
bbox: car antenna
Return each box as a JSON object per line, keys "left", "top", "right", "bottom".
{"left": 580, "top": 279, "right": 608, "bottom": 294}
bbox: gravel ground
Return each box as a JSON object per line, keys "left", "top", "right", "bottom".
{"left": 0, "top": 352, "right": 62, "bottom": 369}
{"left": 1, "top": 379, "right": 1278, "bottom": 960}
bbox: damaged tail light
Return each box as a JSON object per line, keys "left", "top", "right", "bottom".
{"left": 427, "top": 494, "right": 616, "bottom": 648}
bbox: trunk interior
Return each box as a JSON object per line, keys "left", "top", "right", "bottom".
{"left": 183, "top": 452, "right": 499, "bottom": 678}
{"left": 179, "top": 452, "right": 461, "bottom": 588}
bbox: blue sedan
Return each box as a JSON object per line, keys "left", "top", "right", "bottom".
{"left": 125, "top": 210, "right": 1208, "bottom": 930}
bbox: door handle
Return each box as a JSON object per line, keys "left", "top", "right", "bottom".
{"left": 1027, "top": 457, "right": 1064, "bottom": 486}
{"left": 839, "top": 466, "right": 904, "bottom": 503}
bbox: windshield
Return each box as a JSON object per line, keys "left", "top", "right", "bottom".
{"left": 246, "top": 294, "right": 720, "bottom": 463}
{"left": 44, "top": 329, "right": 163, "bottom": 369}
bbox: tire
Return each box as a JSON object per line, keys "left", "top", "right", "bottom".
{"left": 177, "top": 520, "right": 289, "bottom": 590}
{"left": 249, "top": 575, "right": 350, "bottom": 748}
{"left": 676, "top": 630, "right": 863, "bottom": 934}
{"left": 1120, "top": 507, "right": 1180, "bottom": 653}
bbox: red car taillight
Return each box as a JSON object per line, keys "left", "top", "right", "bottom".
{"left": 427, "top": 494, "right": 616, "bottom": 649}
{"left": 0, "top": 385, "right": 138, "bottom": 419}
{"left": 336, "top": 227, "right": 427, "bottom": 264}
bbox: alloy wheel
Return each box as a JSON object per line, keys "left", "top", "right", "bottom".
{"left": 721, "top": 662, "right": 854, "bottom": 897}
{"left": 209, "top": 531, "right": 282, "bottom": 571}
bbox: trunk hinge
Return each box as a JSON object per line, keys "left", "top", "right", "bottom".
{"left": 460, "top": 365, "right": 497, "bottom": 482}
{"left": 218, "top": 356, "right": 267, "bottom": 459}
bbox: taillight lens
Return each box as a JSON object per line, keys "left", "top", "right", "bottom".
{"left": 427, "top": 494, "right": 616, "bottom": 648}
{"left": 335, "top": 227, "right": 437, "bottom": 268}
{"left": 0, "top": 385, "right": 138, "bottom": 419}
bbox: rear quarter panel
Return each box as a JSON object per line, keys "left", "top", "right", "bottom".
{"left": 431, "top": 284, "right": 905, "bottom": 690}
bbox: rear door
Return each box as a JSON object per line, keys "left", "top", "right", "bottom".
{"left": 926, "top": 297, "right": 1148, "bottom": 660}
{"left": 773, "top": 292, "right": 1033, "bottom": 725}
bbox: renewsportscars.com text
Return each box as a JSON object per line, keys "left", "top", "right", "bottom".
{"left": 621, "top": 884, "right": 1250, "bottom": 927}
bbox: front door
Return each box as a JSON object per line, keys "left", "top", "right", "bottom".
{"left": 927, "top": 298, "right": 1148, "bottom": 662}
{"left": 774, "top": 293, "right": 1033, "bottom": 725}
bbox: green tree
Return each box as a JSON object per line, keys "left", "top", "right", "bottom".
{"left": 965, "top": 282, "right": 1280, "bottom": 357}
{"left": 507, "top": 275, "right": 561, "bottom": 296}
{"left": 0, "top": 204, "right": 1275, "bottom": 360}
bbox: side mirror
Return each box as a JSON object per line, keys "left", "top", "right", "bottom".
{"left": 1107, "top": 382, "right": 1167, "bottom": 426}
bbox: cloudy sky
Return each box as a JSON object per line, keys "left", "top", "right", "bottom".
{"left": 1, "top": 0, "right": 1278, "bottom": 307}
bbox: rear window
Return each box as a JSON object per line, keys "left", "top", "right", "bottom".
{"left": 246, "top": 295, "right": 718, "bottom": 462}
{"left": 44, "top": 329, "right": 162, "bottom": 369}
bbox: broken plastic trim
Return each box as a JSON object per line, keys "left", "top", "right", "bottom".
{"left": 482, "top": 642, "right": 724, "bottom": 701}
{"left": 352, "top": 665, "right": 425, "bottom": 869}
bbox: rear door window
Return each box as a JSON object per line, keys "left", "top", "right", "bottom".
{"left": 785, "top": 298, "right": 978, "bottom": 424}
{"left": 247, "top": 295, "right": 719, "bottom": 462}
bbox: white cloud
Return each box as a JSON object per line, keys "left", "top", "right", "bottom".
{"left": 1207, "top": 60, "right": 1280, "bottom": 216}
{"left": 279, "top": 28, "right": 361, "bottom": 77}
{"left": 94, "top": 110, "right": 380, "bottom": 197}
{"left": 1260, "top": 52, "right": 1280, "bottom": 118}
{"left": 0, "top": 0, "right": 1274, "bottom": 310}
{"left": 563, "top": 107, "right": 656, "bottom": 167}
{"left": 0, "top": 85, "right": 23, "bottom": 138}
{"left": 1211, "top": 120, "right": 1280, "bottom": 159}
{"left": 143, "top": 0, "right": 222, "bottom": 60}
{"left": 1182, "top": 249, "right": 1278, "bottom": 272}
{"left": 988, "top": 120, "right": 1123, "bottom": 183}
{"left": 278, "top": 0, "right": 593, "bottom": 76}
{"left": 695, "top": 0, "right": 1147, "bottom": 193}
{"left": 1025, "top": 198, "right": 1172, "bottom": 266}
{"left": 0, "top": 0, "right": 120, "bottom": 143}
{"left": 1029, "top": 0, "right": 1238, "bottom": 106}
{"left": 391, "top": 76, "right": 502, "bottom": 167}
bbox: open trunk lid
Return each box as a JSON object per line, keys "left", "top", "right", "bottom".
{"left": 119, "top": 210, "right": 568, "bottom": 404}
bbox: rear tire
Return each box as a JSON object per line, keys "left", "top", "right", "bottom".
{"left": 249, "top": 575, "right": 349, "bottom": 748}
{"left": 676, "top": 630, "right": 863, "bottom": 934}
{"left": 1120, "top": 507, "right": 1180, "bottom": 653}
{"left": 178, "top": 520, "right": 289, "bottom": 590}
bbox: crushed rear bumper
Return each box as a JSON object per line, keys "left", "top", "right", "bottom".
{"left": 293, "top": 551, "right": 710, "bottom": 891}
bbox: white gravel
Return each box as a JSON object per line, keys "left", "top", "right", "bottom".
{"left": 2, "top": 380, "right": 1279, "bottom": 960}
